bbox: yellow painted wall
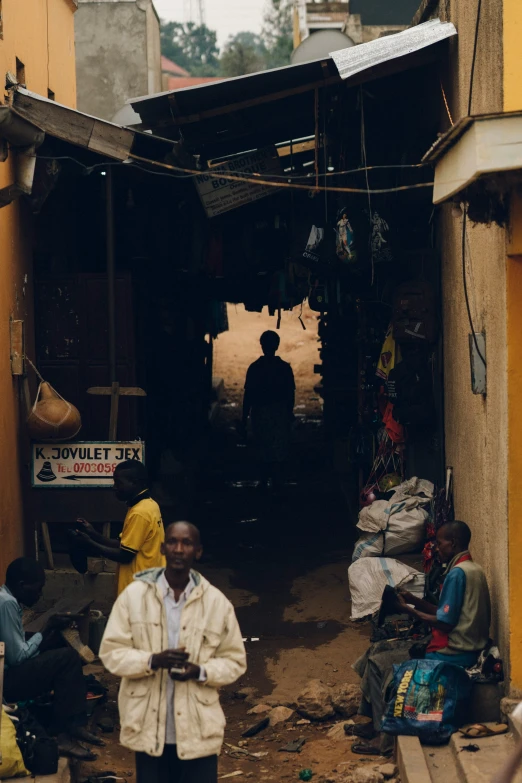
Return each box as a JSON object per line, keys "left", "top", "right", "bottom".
{"left": 504, "top": 0, "right": 522, "bottom": 112}
{"left": 0, "top": 0, "right": 76, "bottom": 578}
{"left": 505, "top": 0, "right": 522, "bottom": 693}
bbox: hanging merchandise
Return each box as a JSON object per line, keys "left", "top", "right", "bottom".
{"left": 303, "top": 225, "right": 324, "bottom": 266}
{"left": 382, "top": 403, "right": 405, "bottom": 444}
{"left": 335, "top": 208, "right": 356, "bottom": 263}
{"left": 376, "top": 324, "right": 402, "bottom": 382}
{"left": 309, "top": 280, "right": 328, "bottom": 313}
{"left": 27, "top": 381, "right": 82, "bottom": 441}
{"left": 361, "top": 429, "right": 404, "bottom": 506}
{"left": 386, "top": 351, "right": 433, "bottom": 426}
{"left": 392, "top": 281, "right": 438, "bottom": 344}
{"left": 370, "top": 212, "right": 393, "bottom": 264}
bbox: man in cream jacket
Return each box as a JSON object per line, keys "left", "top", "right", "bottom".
{"left": 100, "top": 521, "right": 247, "bottom": 783}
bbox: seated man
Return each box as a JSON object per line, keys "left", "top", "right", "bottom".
{"left": 75, "top": 459, "right": 165, "bottom": 595}
{"left": 0, "top": 557, "right": 102, "bottom": 760}
{"left": 352, "top": 520, "right": 491, "bottom": 755}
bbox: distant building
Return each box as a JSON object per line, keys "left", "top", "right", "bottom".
{"left": 161, "top": 56, "right": 222, "bottom": 91}
{"left": 75, "top": 0, "right": 162, "bottom": 122}
{"left": 293, "top": 0, "right": 419, "bottom": 54}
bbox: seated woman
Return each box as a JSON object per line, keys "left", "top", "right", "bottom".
{"left": 352, "top": 520, "right": 491, "bottom": 756}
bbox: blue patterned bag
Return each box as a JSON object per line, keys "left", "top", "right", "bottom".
{"left": 381, "top": 659, "right": 471, "bottom": 744}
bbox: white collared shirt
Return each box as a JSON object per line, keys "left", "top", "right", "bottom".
{"left": 158, "top": 571, "right": 206, "bottom": 745}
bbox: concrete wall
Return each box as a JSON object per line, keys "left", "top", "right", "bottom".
{"left": 0, "top": 0, "right": 77, "bottom": 579}
{"left": 419, "top": 0, "right": 510, "bottom": 673}
{"left": 75, "top": 0, "right": 161, "bottom": 122}
{"left": 504, "top": 0, "right": 522, "bottom": 694}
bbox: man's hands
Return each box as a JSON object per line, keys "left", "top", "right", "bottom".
{"left": 170, "top": 663, "right": 201, "bottom": 682}
{"left": 150, "top": 648, "right": 201, "bottom": 681}
{"left": 76, "top": 518, "right": 96, "bottom": 536}
{"left": 151, "top": 648, "right": 189, "bottom": 671}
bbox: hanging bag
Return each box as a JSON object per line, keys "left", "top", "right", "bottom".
{"left": 392, "top": 281, "right": 438, "bottom": 344}
{"left": 27, "top": 381, "right": 81, "bottom": 441}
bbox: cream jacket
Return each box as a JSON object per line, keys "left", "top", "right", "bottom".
{"left": 99, "top": 568, "right": 247, "bottom": 760}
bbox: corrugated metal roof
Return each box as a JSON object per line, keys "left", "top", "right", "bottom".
{"left": 129, "top": 19, "right": 456, "bottom": 159}
{"left": 330, "top": 19, "right": 456, "bottom": 80}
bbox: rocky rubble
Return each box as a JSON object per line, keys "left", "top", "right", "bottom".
{"left": 296, "top": 679, "right": 359, "bottom": 721}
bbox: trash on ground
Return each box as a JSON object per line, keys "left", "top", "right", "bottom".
{"left": 460, "top": 743, "right": 481, "bottom": 753}
{"left": 241, "top": 717, "right": 269, "bottom": 737}
{"left": 279, "top": 738, "right": 306, "bottom": 753}
{"left": 219, "top": 772, "right": 244, "bottom": 780}
{"left": 299, "top": 769, "right": 313, "bottom": 781}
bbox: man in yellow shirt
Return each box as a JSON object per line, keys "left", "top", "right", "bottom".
{"left": 76, "top": 460, "right": 165, "bottom": 594}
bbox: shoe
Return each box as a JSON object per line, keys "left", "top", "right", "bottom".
{"left": 352, "top": 740, "right": 392, "bottom": 757}
{"left": 57, "top": 736, "right": 98, "bottom": 761}
{"left": 71, "top": 726, "right": 106, "bottom": 746}
{"left": 344, "top": 721, "right": 376, "bottom": 740}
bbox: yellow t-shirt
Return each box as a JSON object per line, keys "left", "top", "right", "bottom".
{"left": 118, "top": 496, "right": 165, "bottom": 595}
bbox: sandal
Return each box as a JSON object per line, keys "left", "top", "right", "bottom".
{"left": 459, "top": 723, "right": 508, "bottom": 739}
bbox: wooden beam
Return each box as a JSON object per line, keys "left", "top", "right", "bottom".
{"left": 12, "top": 92, "right": 134, "bottom": 161}
{"left": 168, "top": 74, "right": 341, "bottom": 126}
{"left": 87, "top": 386, "right": 147, "bottom": 397}
{"left": 277, "top": 140, "right": 319, "bottom": 157}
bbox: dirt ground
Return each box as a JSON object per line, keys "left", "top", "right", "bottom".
{"left": 213, "top": 302, "right": 322, "bottom": 411}
{"left": 78, "top": 308, "right": 385, "bottom": 783}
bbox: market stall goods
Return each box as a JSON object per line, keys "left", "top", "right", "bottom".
{"left": 27, "top": 381, "right": 82, "bottom": 441}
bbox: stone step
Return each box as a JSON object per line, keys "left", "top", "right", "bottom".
{"left": 450, "top": 729, "right": 522, "bottom": 783}
{"left": 398, "top": 729, "right": 521, "bottom": 783}
{"left": 423, "top": 743, "right": 461, "bottom": 783}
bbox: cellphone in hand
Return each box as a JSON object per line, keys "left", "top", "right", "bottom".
{"left": 170, "top": 666, "right": 187, "bottom": 675}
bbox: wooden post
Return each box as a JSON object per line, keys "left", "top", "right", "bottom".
{"left": 41, "top": 522, "right": 54, "bottom": 570}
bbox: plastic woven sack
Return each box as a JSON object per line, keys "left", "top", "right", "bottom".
{"left": 381, "top": 659, "right": 471, "bottom": 745}
{"left": 348, "top": 557, "right": 425, "bottom": 620}
{"left": 0, "top": 708, "right": 29, "bottom": 779}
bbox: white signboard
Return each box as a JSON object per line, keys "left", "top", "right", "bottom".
{"left": 31, "top": 441, "right": 145, "bottom": 488}
{"left": 195, "top": 147, "right": 282, "bottom": 218}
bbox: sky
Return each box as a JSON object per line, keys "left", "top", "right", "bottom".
{"left": 153, "top": 0, "right": 268, "bottom": 48}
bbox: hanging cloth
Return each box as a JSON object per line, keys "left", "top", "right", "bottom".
{"left": 376, "top": 324, "right": 402, "bottom": 382}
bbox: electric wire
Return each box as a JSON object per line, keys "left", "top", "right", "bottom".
{"left": 33, "top": 153, "right": 434, "bottom": 194}
{"left": 460, "top": 0, "right": 486, "bottom": 370}
{"left": 468, "top": 0, "right": 483, "bottom": 115}
{"left": 35, "top": 154, "right": 427, "bottom": 182}
{"left": 462, "top": 208, "right": 486, "bottom": 367}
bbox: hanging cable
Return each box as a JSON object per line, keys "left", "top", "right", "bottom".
{"left": 462, "top": 208, "right": 486, "bottom": 366}
{"left": 360, "top": 87, "right": 374, "bottom": 284}
{"left": 468, "top": 0, "right": 483, "bottom": 115}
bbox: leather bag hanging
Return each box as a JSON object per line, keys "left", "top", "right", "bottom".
{"left": 27, "top": 381, "right": 81, "bottom": 441}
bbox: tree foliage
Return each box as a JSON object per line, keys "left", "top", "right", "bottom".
{"left": 262, "top": 0, "right": 294, "bottom": 69}
{"left": 220, "top": 32, "right": 266, "bottom": 78}
{"left": 160, "top": 1, "right": 294, "bottom": 80}
{"left": 160, "top": 21, "right": 220, "bottom": 76}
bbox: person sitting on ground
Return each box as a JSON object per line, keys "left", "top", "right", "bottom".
{"left": 0, "top": 557, "right": 102, "bottom": 760}
{"left": 99, "top": 521, "right": 247, "bottom": 783}
{"left": 352, "top": 520, "right": 491, "bottom": 756}
{"left": 241, "top": 330, "right": 295, "bottom": 493}
{"left": 75, "top": 459, "right": 165, "bottom": 595}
